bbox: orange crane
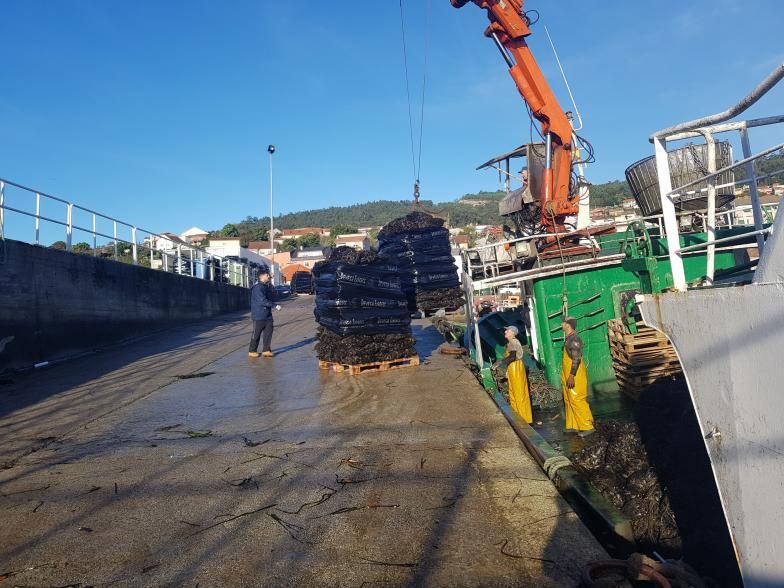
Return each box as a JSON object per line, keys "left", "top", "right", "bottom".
{"left": 451, "top": 0, "right": 580, "bottom": 232}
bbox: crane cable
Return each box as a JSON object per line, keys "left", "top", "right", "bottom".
{"left": 398, "top": 0, "right": 431, "bottom": 204}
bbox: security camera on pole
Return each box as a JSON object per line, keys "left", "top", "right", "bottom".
{"left": 267, "top": 144, "right": 276, "bottom": 282}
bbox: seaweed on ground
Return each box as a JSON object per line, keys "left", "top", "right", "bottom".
{"left": 572, "top": 420, "right": 680, "bottom": 551}
{"left": 572, "top": 375, "right": 743, "bottom": 586}
{"left": 527, "top": 370, "right": 560, "bottom": 408}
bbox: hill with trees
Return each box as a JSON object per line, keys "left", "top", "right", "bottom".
{"left": 209, "top": 178, "right": 642, "bottom": 246}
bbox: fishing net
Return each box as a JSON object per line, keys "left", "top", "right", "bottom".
{"left": 377, "top": 211, "right": 444, "bottom": 238}
{"left": 314, "top": 246, "right": 416, "bottom": 363}
{"left": 315, "top": 327, "right": 417, "bottom": 364}
{"left": 326, "top": 247, "right": 379, "bottom": 265}
{"left": 378, "top": 213, "right": 462, "bottom": 312}
{"left": 415, "top": 286, "right": 465, "bottom": 313}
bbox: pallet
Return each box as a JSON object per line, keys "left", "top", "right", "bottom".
{"left": 608, "top": 319, "right": 682, "bottom": 400}
{"left": 318, "top": 355, "right": 420, "bottom": 375}
{"left": 610, "top": 348, "right": 680, "bottom": 369}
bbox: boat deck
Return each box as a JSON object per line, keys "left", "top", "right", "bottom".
{"left": 0, "top": 296, "right": 605, "bottom": 587}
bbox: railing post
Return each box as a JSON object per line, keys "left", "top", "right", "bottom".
{"left": 190, "top": 249, "right": 195, "bottom": 277}
{"left": 66, "top": 203, "right": 73, "bottom": 251}
{"left": 654, "top": 136, "right": 687, "bottom": 291}
{"left": 131, "top": 227, "right": 138, "bottom": 264}
{"left": 113, "top": 221, "right": 118, "bottom": 259}
{"left": 700, "top": 131, "right": 717, "bottom": 285}
{"left": 740, "top": 127, "right": 767, "bottom": 254}
{"left": 162, "top": 249, "right": 168, "bottom": 272}
{"left": 177, "top": 244, "right": 182, "bottom": 274}
{"left": 210, "top": 255, "right": 215, "bottom": 281}
{"left": 35, "top": 192, "right": 41, "bottom": 245}
{"left": 92, "top": 213, "right": 97, "bottom": 256}
{"left": 0, "top": 182, "right": 5, "bottom": 241}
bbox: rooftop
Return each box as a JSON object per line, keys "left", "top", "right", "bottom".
{"left": 181, "top": 226, "right": 209, "bottom": 237}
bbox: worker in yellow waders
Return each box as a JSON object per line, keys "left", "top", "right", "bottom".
{"left": 561, "top": 316, "right": 595, "bottom": 437}
{"left": 493, "top": 326, "right": 532, "bottom": 423}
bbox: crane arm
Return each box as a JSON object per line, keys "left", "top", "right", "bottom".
{"left": 452, "top": 0, "right": 576, "bottom": 230}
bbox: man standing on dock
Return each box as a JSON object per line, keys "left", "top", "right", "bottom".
{"left": 249, "top": 269, "right": 280, "bottom": 358}
{"left": 561, "top": 317, "right": 595, "bottom": 437}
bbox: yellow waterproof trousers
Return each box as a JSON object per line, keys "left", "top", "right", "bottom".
{"left": 507, "top": 357, "right": 532, "bottom": 424}
{"left": 561, "top": 349, "right": 594, "bottom": 431}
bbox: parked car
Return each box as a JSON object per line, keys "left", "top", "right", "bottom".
{"left": 291, "top": 271, "right": 314, "bottom": 295}
{"left": 274, "top": 284, "right": 292, "bottom": 299}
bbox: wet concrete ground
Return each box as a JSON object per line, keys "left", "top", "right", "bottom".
{"left": 0, "top": 296, "right": 605, "bottom": 586}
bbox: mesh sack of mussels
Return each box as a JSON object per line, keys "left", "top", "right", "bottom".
{"left": 312, "top": 246, "right": 416, "bottom": 364}
{"left": 378, "top": 212, "right": 463, "bottom": 312}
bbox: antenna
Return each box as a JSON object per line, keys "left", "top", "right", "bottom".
{"left": 544, "top": 25, "right": 583, "bottom": 132}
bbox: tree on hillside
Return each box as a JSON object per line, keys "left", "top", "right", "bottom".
{"left": 299, "top": 233, "right": 321, "bottom": 248}
{"left": 281, "top": 233, "right": 322, "bottom": 251}
{"left": 281, "top": 238, "right": 298, "bottom": 251}
{"left": 50, "top": 240, "right": 67, "bottom": 250}
{"left": 220, "top": 223, "right": 240, "bottom": 237}
{"left": 589, "top": 180, "right": 632, "bottom": 208}
{"left": 72, "top": 242, "right": 92, "bottom": 253}
{"left": 329, "top": 224, "right": 358, "bottom": 237}
{"left": 216, "top": 178, "right": 633, "bottom": 238}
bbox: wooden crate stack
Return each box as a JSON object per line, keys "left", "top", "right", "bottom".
{"left": 607, "top": 319, "right": 682, "bottom": 399}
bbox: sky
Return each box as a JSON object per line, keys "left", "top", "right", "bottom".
{"left": 1, "top": 0, "right": 783, "bottom": 241}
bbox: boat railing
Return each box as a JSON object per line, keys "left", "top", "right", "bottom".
{"left": 0, "top": 176, "right": 255, "bottom": 287}
{"left": 650, "top": 63, "right": 784, "bottom": 290}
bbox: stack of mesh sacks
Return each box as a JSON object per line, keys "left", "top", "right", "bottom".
{"left": 378, "top": 212, "right": 465, "bottom": 313}
{"left": 313, "top": 247, "right": 417, "bottom": 365}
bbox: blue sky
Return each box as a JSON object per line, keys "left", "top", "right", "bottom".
{"left": 1, "top": 0, "right": 783, "bottom": 240}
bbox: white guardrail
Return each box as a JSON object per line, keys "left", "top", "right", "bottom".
{"left": 0, "top": 177, "right": 256, "bottom": 288}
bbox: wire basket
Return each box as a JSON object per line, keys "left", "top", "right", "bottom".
{"left": 625, "top": 142, "right": 735, "bottom": 217}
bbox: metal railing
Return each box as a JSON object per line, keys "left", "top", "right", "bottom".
{"left": 650, "top": 62, "right": 784, "bottom": 290}
{"left": 0, "top": 177, "right": 257, "bottom": 288}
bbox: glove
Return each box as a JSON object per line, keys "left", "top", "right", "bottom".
{"left": 275, "top": 305, "right": 282, "bottom": 311}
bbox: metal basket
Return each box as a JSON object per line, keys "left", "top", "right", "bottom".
{"left": 625, "top": 142, "right": 735, "bottom": 217}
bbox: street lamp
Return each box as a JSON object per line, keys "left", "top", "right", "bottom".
{"left": 267, "top": 144, "right": 276, "bottom": 277}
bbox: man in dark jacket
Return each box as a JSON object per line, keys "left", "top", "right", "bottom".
{"left": 249, "top": 270, "right": 279, "bottom": 358}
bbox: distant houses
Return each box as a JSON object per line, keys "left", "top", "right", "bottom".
{"left": 334, "top": 233, "right": 370, "bottom": 251}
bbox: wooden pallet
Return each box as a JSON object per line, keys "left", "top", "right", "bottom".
{"left": 608, "top": 319, "right": 682, "bottom": 399}
{"left": 318, "top": 355, "right": 420, "bottom": 375}
{"left": 610, "top": 348, "right": 681, "bottom": 369}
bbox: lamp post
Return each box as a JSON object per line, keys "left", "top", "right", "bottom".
{"left": 267, "top": 144, "right": 276, "bottom": 278}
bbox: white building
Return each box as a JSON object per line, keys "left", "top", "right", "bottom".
{"left": 180, "top": 226, "right": 210, "bottom": 245}
{"left": 290, "top": 246, "right": 329, "bottom": 270}
{"left": 150, "top": 232, "right": 190, "bottom": 252}
{"left": 334, "top": 233, "right": 370, "bottom": 251}
{"left": 206, "top": 238, "right": 281, "bottom": 283}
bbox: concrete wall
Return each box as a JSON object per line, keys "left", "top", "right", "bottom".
{"left": 0, "top": 239, "right": 249, "bottom": 371}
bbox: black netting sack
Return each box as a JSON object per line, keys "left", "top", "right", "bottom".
{"left": 378, "top": 213, "right": 461, "bottom": 312}
{"left": 314, "top": 246, "right": 414, "bottom": 342}
{"left": 315, "top": 327, "right": 417, "bottom": 364}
